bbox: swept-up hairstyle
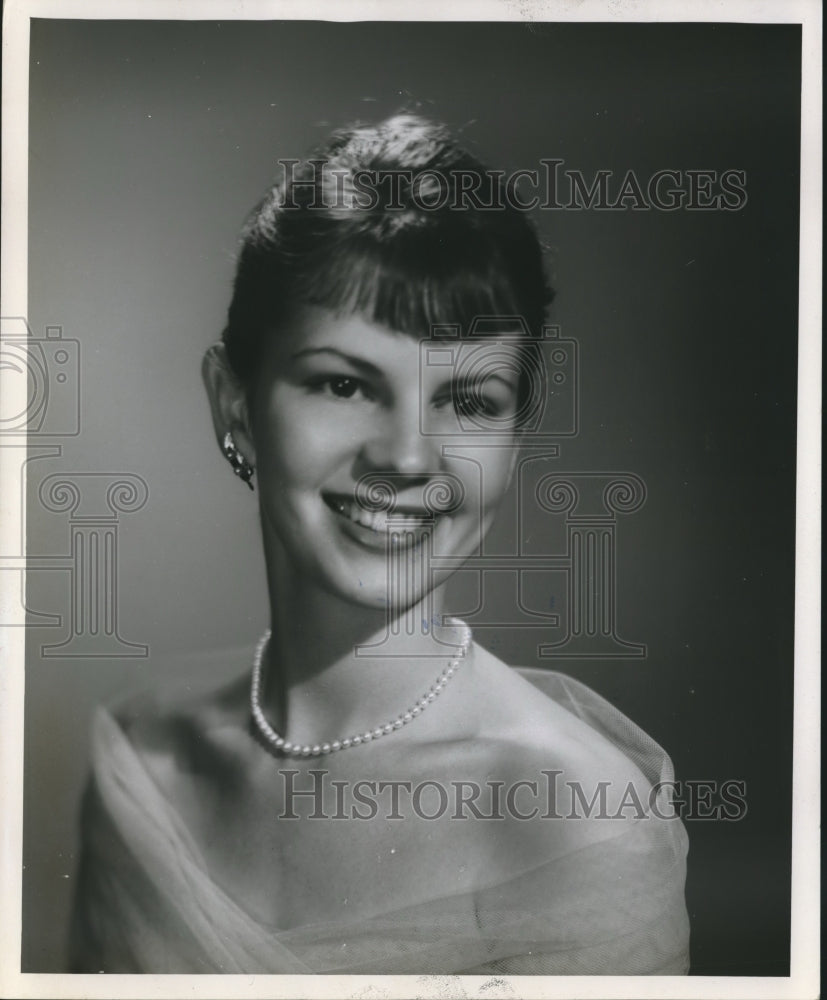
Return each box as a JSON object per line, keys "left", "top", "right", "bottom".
{"left": 222, "top": 113, "right": 554, "bottom": 406}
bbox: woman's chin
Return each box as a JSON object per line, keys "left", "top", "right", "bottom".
{"left": 280, "top": 509, "right": 468, "bottom": 610}
{"left": 324, "top": 564, "right": 428, "bottom": 611}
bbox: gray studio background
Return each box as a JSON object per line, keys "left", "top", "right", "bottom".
{"left": 22, "top": 20, "right": 799, "bottom": 974}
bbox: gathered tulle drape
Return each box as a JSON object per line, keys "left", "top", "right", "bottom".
{"left": 69, "top": 669, "right": 690, "bottom": 975}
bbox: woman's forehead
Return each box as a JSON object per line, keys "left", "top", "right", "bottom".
{"left": 275, "top": 304, "right": 526, "bottom": 367}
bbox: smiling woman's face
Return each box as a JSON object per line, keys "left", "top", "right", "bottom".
{"left": 249, "top": 305, "right": 523, "bottom": 611}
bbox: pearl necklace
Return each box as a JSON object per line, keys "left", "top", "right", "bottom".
{"left": 250, "top": 621, "right": 472, "bottom": 758}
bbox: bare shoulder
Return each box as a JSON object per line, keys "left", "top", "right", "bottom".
{"left": 109, "top": 666, "right": 256, "bottom": 810}
{"left": 471, "top": 642, "right": 651, "bottom": 783}
{"left": 464, "top": 642, "right": 657, "bottom": 867}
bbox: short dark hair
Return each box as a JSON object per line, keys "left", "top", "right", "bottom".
{"left": 222, "top": 113, "right": 554, "bottom": 405}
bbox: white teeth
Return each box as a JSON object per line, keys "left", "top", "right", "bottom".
{"left": 349, "top": 504, "right": 387, "bottom": 532}
{"left": 328, "top": 496, "right": 432, "bottom": 533}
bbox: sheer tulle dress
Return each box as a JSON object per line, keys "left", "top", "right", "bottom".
{"left": 69, "top": 667, "right": 690, "bottom": 975}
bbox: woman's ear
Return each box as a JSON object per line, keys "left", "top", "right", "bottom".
{"left": 201, "top": 343, "right": 256, "bottom": 465}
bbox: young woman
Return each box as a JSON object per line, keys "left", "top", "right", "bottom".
{"left": 70, "top": 114, "right": 690, "bottom": 975}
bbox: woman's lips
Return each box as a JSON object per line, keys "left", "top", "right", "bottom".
{"left": 322, "top": 491, "right": 440, "bottom": 548}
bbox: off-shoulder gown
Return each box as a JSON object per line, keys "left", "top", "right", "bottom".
{"left": 69, "top": 668, "right": 690, "bottom": 975}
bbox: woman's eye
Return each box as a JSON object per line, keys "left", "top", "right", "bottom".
{"left": 311, "top": 375, "right": 369, "bottom": 400}
{"left": 451, "top": 391, "right": 499, "bottom": 419}
{"left": 328, "top": 376, "right": 359, "bottom": 398}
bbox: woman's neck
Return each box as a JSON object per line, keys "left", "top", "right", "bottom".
{"left": 260, "top": 557, "right": 466, "bottom": 748}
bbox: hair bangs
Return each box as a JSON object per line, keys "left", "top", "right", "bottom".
{"left": 295, "top": 231, "right": 530, "bottom": 342}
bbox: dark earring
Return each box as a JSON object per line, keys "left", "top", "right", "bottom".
{"left": 222, "top": 432, "right": 255, "bottom": 490}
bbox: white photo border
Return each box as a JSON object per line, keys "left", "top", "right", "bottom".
{"left": 0, "top": 1, "right": 820, "bottom": 998}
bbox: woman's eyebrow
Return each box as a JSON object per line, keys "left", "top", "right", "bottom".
{"left": 291, "top": 346, "right": 520, "bottom": 393}
{"left": 290, "top": 346, "right": 382, "bottom": 375}
{"left": 454, "top": 371, "right": 520, "bottom": 393}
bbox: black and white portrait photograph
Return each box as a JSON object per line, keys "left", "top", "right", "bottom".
{"left": 0, "top": 1, "right": 820, "bottom": 998}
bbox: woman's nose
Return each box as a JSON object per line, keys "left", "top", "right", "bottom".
{"left": 359, "top": 406, "right": 436, "bottom": 477}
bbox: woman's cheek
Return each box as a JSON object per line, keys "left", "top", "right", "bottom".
{"left": 467, "top": 447, "right": 516, "bottom": 505}
{"left": 260, "top": 399, "right": 334, "bottom": 477}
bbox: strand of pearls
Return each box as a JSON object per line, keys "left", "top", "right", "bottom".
{"left": 250, "top": 621, "right": 472, "bottom": 758}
